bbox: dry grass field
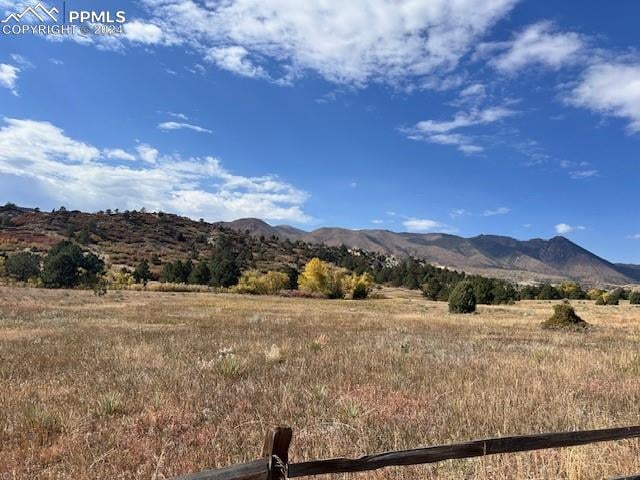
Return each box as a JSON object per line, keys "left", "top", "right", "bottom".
{"left": 1, "top": 286, "right": 640, "bottom": 479}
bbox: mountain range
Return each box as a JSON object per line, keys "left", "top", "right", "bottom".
{"left": 218, "top": 218, "right": 640, "bottom": 286}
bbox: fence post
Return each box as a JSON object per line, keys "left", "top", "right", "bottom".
{"left": 263, "top": 426, "right": 293, "bottom": 480}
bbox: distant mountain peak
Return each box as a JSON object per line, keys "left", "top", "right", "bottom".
{"left": 220, "top": 217, "right": 638, "bottom": 286}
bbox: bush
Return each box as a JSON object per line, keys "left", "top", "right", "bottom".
{"left": 630, "top": 291, "right": 640, "bottom": 305}
{"left": 348, "top": 272, "right": 374, "bottom": 299}
{"left": 542, "top": 301, "right": 588, "bottom": 329}
{"left": 5, "top": 251, "right": 41, "bottom": 281}
{"left": 448, "top": 281, "right": 477, "bottom": 314}
{"left": 596, "top": 292, "right": 620, "bottom": 306}
{"left": 234, "top": 270, "right": 289, "bottom": 295}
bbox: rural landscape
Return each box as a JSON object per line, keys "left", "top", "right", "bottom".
{"left": 2, "top": 0, "right": 640, "bottom": 478}
{"left": 0, "top": 204, "right": 639, "bottom": 478}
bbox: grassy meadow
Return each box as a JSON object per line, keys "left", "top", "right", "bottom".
{"left": 1, "top": 286, "right": 639, "bottom": 479}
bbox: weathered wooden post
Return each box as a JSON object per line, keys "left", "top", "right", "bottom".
{"left": 263, "top": 426, "right": 293, "bottom": 480}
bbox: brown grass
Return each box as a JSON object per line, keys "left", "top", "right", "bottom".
{"left": 1, "top": 286, "right": 639, "bottom": 479}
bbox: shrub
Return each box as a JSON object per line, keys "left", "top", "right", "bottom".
{"left": 448, "top": 281, "right": 477, "bottom": 314}
{"left": 348, "top": 272, "right": 374, "bottom": 299}
{"left": 234, "top": 270, "right": 289, "bottom": 295}
{"left": 630, "top": 291, "right": 640, "bottom": 305}
{"left": 542, "top": 301, "right": 588, "bottom": 329}
{"left": 111, "top": 270, "right": 135, "bottom": 289}
{"left": 5, "top": 251, "right": 41, "bottom": 281}
{"left": 596, "top": 292, "right": 619, "bottom": 306}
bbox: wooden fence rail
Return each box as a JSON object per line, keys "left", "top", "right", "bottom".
{"left": 171, "top": 425, "right": 640, "bottom": 480}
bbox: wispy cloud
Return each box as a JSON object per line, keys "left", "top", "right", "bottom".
{"left": 555, "top": 223, "right": 585, "bottom": 234}
{"left": 627, "top": 233, "right": 640, "bottom": 240}
{"left": 484, "top": 207, "right": 511, "bottom": 216}
{"left": 479, "top": 21, "right": 585, "bottom": 73}
{"left": 402, "top": 217, "right": 456, "bottom": 233}
{"left": 401, "top": 105, "right": 517, "bottom": 154}
{"left": 450, "top": 208, "right": 470, "bottom": 219}
{"left": 569, "top": 169, "right": 598, "bottom": 179}
{"left": 157, "top": 121, "right": 212, "bottom": 134}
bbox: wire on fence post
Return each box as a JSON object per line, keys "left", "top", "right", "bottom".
{"left": 263, "top": 426, "right": 293, "bottom": 480}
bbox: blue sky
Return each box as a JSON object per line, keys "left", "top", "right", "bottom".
{"left": 0, "top": 0, "right": 639, "bottom": 263}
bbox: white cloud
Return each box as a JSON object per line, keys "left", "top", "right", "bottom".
{"left": 569, "top": 169, "right": 598, "bottom": 179}
{"left": 136, "top": 144, "right": 159, "bottom": 164}
{"left": 555, "top": 223, "right": 585, "bottom": 234}
{"left": 167, "top": 112, "right": 188, "bottom": 120}
{"left": 627, "top": 233, "right": 640, "bottom": 240}
{"left": 484, "top": 207, "right": 510, "bottom": 216}
{"left": 124, "top": 20, "right": 165, "bottom": 44}
{"left": 206, "top": 46, "right": 266, "bottom": 79}
{"left": 9, "top": 54, "right": 34, "bottom": 69}
{"left": 450, "top": 208, "right": 470, "bottom": 219}
{"left": 403, "top": 217, "right": 454, "bottom": 233}
{"left": 158, "top": 121, "right": 212, "bottom": 134}
{"left": 0, "top": 117, "right": 310, "bottom": 223}
{"left": 0, "top": 64, "right": 20, "bottom": 95}
{"left": 371, "top": 219, "right": 383, "bottom": 225}
{"left": 460, "top": 83, "right": 486, "bottom": 98}
{"left": 568, "top": 62, "right": 640, "bottom": 133}
{"left": 104, "top": 148, "right": 136, "bottom": 162}
{"left": 483, "top": 21, "right": 585, "bottom": 73}
{"left": 126, "top": 0, "right": 517, "bottom": 87}
{"left": 402, "top": 105, "right": 516, "bottom": 153}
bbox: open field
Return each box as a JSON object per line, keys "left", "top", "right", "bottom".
{"left": 1, "top": 287, "right": 640, "bottom": 479}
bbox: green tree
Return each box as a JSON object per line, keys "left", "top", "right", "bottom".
{"left": 537, "top": 284, "right": 561, "bottom": 300}
{"left": 629, "top": 291, "right": 640, "bottom": 305}
{"left": 133, "top": 259, "right": 151, "bottom": 285}
{"left": 188, "top": 261, "right": 211, "bottom": 285}
{"left": 422, "top": 278, "right": 442, "bottom": 301}
{"left": 5, "top": 251, "right": 40, "bottom": 281}
{"left": 448, "top": 281, "right": 477, "bottom": 314}
{"left": 41, "top": 241, "right": 104, "bottom": 288}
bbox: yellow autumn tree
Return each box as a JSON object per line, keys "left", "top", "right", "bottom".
{"left": 298, "top": 258, "right": 365, "bottom": 299}
{"left": 234, "top": 270, "right": 289, "bottom": 295}
{"left": 298, "top": 258, "right": 329, "bottom": 295}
